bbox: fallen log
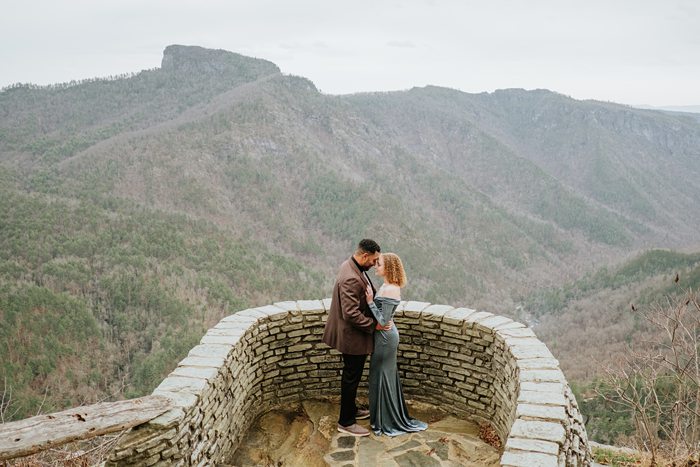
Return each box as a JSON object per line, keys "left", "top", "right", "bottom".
{"left": 0, "top": 395, "right": 173, "bottom": 461}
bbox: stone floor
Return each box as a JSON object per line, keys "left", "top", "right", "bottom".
{"left": 225, "top": 398, "right": 501, "bottom": 466}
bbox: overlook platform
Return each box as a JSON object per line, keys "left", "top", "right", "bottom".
{"left": 103, "top": 299, "right": 592, "bottom": 466}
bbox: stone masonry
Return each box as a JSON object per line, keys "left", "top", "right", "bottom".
{"left": 105, "top": 299, "right": 592, "bottom": 466}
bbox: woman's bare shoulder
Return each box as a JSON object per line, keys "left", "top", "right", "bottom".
{"left": 381, "top": 283, "right": 401, "bottom": 299}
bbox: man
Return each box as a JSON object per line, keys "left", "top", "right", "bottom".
{"left": 322, "top": 239, "right": 391, "bottom": 437}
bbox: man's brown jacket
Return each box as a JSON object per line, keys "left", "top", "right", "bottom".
{"left": 322, "top": 257, "right": 376, "bottom": 355}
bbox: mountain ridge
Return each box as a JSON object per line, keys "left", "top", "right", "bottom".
{"left": 3, "top": 45, "right": 699, "bottom": 294}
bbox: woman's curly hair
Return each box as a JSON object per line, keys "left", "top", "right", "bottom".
{"left": 382, "top": 253, "right": 407, "bottom": 288}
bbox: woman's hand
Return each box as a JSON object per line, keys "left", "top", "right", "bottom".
{"left": 365, "top": 284, "right": 374, "bottom": 303}
{"left": 376, "top": 320, "right": 394, "bottom": 331}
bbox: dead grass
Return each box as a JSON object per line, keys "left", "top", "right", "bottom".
{"left": 2, "top": 433, "right": 123, "bottom": 467}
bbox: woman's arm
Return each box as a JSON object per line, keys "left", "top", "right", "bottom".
{"left": 367, "top": 300, "right": 389, "bottom": 326}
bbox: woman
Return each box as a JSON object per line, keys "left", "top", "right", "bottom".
{"left": 365, "top": 252, "right": 428, "bottom": 436}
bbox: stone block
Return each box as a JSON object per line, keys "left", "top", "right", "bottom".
{"left": 401, "top": 343, "right": 426, "bottom": 353}
{"left": 416, "top": 320, "right": 441, "bottom": 329}
{"left": 288, "top": 329, "right": 310, "bottom": 338}
{"left": 521, "top": 382, "right": 565, "bottom": 393}
{"left": 477, "top": 315, "right": 513, "bottom": 329}
{"left": 172, "top": 366, "right": 219, "bottom": 381}
{"left": 297, "top": 299, "right": 324, "bottom": 311}
{"left": 422, "top": 304, "right": 454, "bottom": 320}
{"left": 178, "top": 356, "right": 226, "bottom": 368}
{"left": 455, "top": 381, "right": 475, "bottom": 392}
{"left": 161, "top": 444, "right": 182, "bottom": 460}
{"left": 496, "top": 321, "right": 527, "bottom": 331}
{"left": 428, "top": 339, "right": 462, "bottom": 352}
{"left": 156, "top": 375, "right": 209, "bottom": 394}
{"left": 509, "top": 345, "right": 555, "bottom": 362}
{"left": 254, "top": 304, "right": 287, "bottom": 318}
{"left": 309, "top": 354, "right": 340, "bottom": 364}
{"left": 518, "top": 390, "right": 567, "bottom": 407}
{"left": 463, "top": 342, "right": 486, "bottom": 354}
{"left": 506, "top": 335, "right": 551, "bottom": 347}
{"left": 278, "top": 357, "right": 309, "bottom": 367}
{"left": 295, "top": 364, "right": 318, "bottom": 372}
{"left": 403, "top": 301, "right": 430, "bottom": 313}
{"left": 467, "top": 399, "right": 486, "bottom": 410}
{"left": 143, "top": 453, "right": 162, "bottom": 466}
{"left": 213, "top": 320, "right": 253, "bottom": 330}
{"left": 303, "top": 313, "right": 323, "bottom": 322}
{"left": 235, "top": 308, "right": 269, "bottom": 319}
{"left": 425, "top": 347, "right": 450, "bottom": 357}
{"left": 501, "top": 450, "right": 559, "bottom": 467}
{"left": 273, "top": 301, "right": 299, "bottom": 311}
{"left": 519, "top": 369, "right": 566, "bottom": 383}
{"left": 498, "top": 327, "right": 536, "bottom": 338}
{"left": 447, "top": 372, "right": 466, "bottom": 382}
{"left": 220, "top": 313, "right": 258, "bottom": 326}
{"left": 460, "top": 360, "right": 491, "bottom": 375}
{"left": 188, "top": 344, "right": 232, "bottom": 359}
{"left": 134, "top": 429, "right": 175, "bottom": 454}
{"left": 434, "top": 335, "right": 464, "bottom": 346}
{"left": 439, "top": 363, "right": 464, "bottom": 374}
{"left": 450, "top": 352, "right": 476, "bottom": 363}
{"left": 288, "top": 343, "right": 314, "bottom": 352}
{"left": 152, "top": 389, "right": 199, "bottom": 409}
{"left": 510, "top": 419, "right": 566, "bottom": 444}
{"left": 442, "top": 307, "right": 477, "bottom": 325}
{"left": 517, "top": 358, "right": 560, "bottom": 370}
{"left": 516, "top": 403, "right": 567, "bottom": 421}
{"left": 465, "top": 311, "right": 493, "bottom": 323}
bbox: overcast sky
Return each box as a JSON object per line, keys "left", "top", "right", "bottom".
{"left": 1, "top": 0, "right": 698, "bottom": 107}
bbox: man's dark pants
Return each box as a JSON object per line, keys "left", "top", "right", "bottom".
{"left": 339, "top": 353, "right": 368, "bottom": 426}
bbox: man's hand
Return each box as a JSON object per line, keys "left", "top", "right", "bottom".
{"left": 365, "top": 284, "right": 374, "bottom": 303}
{"left": 375, "top": 320, "right": 393, "bottom": 331}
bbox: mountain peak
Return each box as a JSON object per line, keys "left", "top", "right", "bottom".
{"left": 161, "top": 45, "right": 280, "bottom": 79}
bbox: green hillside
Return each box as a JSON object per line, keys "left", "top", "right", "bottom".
{"left": 0, "top": 186, "right": 325, "bottom": 418}
{"left": 529, "top": 249, "right": 700, "bottom": 443}
{"left": 526, "top": 249, "right": 700, "bottom": 318}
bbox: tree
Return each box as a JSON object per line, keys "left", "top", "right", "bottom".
{"left": 600, "top": 281, "right": 700, "bottom": 465}
{"left": 1, "top": 377, "right": 18, "bottom": 423}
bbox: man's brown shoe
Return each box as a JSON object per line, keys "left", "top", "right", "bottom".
{"left": 337, "top": 423, "right": 370, "bottom": 437}
{"left": 356, "top": 408, "right": 370, "bottom": 420}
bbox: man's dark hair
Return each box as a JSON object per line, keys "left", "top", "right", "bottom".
{"left": 357, "top": 239, "right": 381, "bottom": 254}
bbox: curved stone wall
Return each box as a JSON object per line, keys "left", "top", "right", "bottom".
{"left": 106, "top": 300, "right": 592, "bottom": 466}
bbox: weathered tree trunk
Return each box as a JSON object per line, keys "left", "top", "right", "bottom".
{"left": 0, "top": 395, "right": 172, "bottom": 461}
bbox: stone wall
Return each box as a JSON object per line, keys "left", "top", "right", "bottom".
{"left": 106, "top": 299, "right": 592, "bottom": 466}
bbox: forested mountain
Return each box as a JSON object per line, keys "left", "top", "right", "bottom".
{"left": 531, "top": 249, "right": 700, "bottom": 381}
{"left": 529, "top": 249, "right": 700, "bottom": 443}
{"left": 1, "top": 45, "right": 699, "bottom": 422}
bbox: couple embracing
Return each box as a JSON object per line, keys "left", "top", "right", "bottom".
{"left": 322, "top": 239, "right": 428, "bottom": 437}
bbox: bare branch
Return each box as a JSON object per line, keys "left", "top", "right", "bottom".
{"left": 601, "top": 286, "right": 700, "bottom": 463}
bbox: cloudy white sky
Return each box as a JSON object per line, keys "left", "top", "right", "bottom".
{"left": 1, "top": 0, "right": 698, "bottom": 107}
